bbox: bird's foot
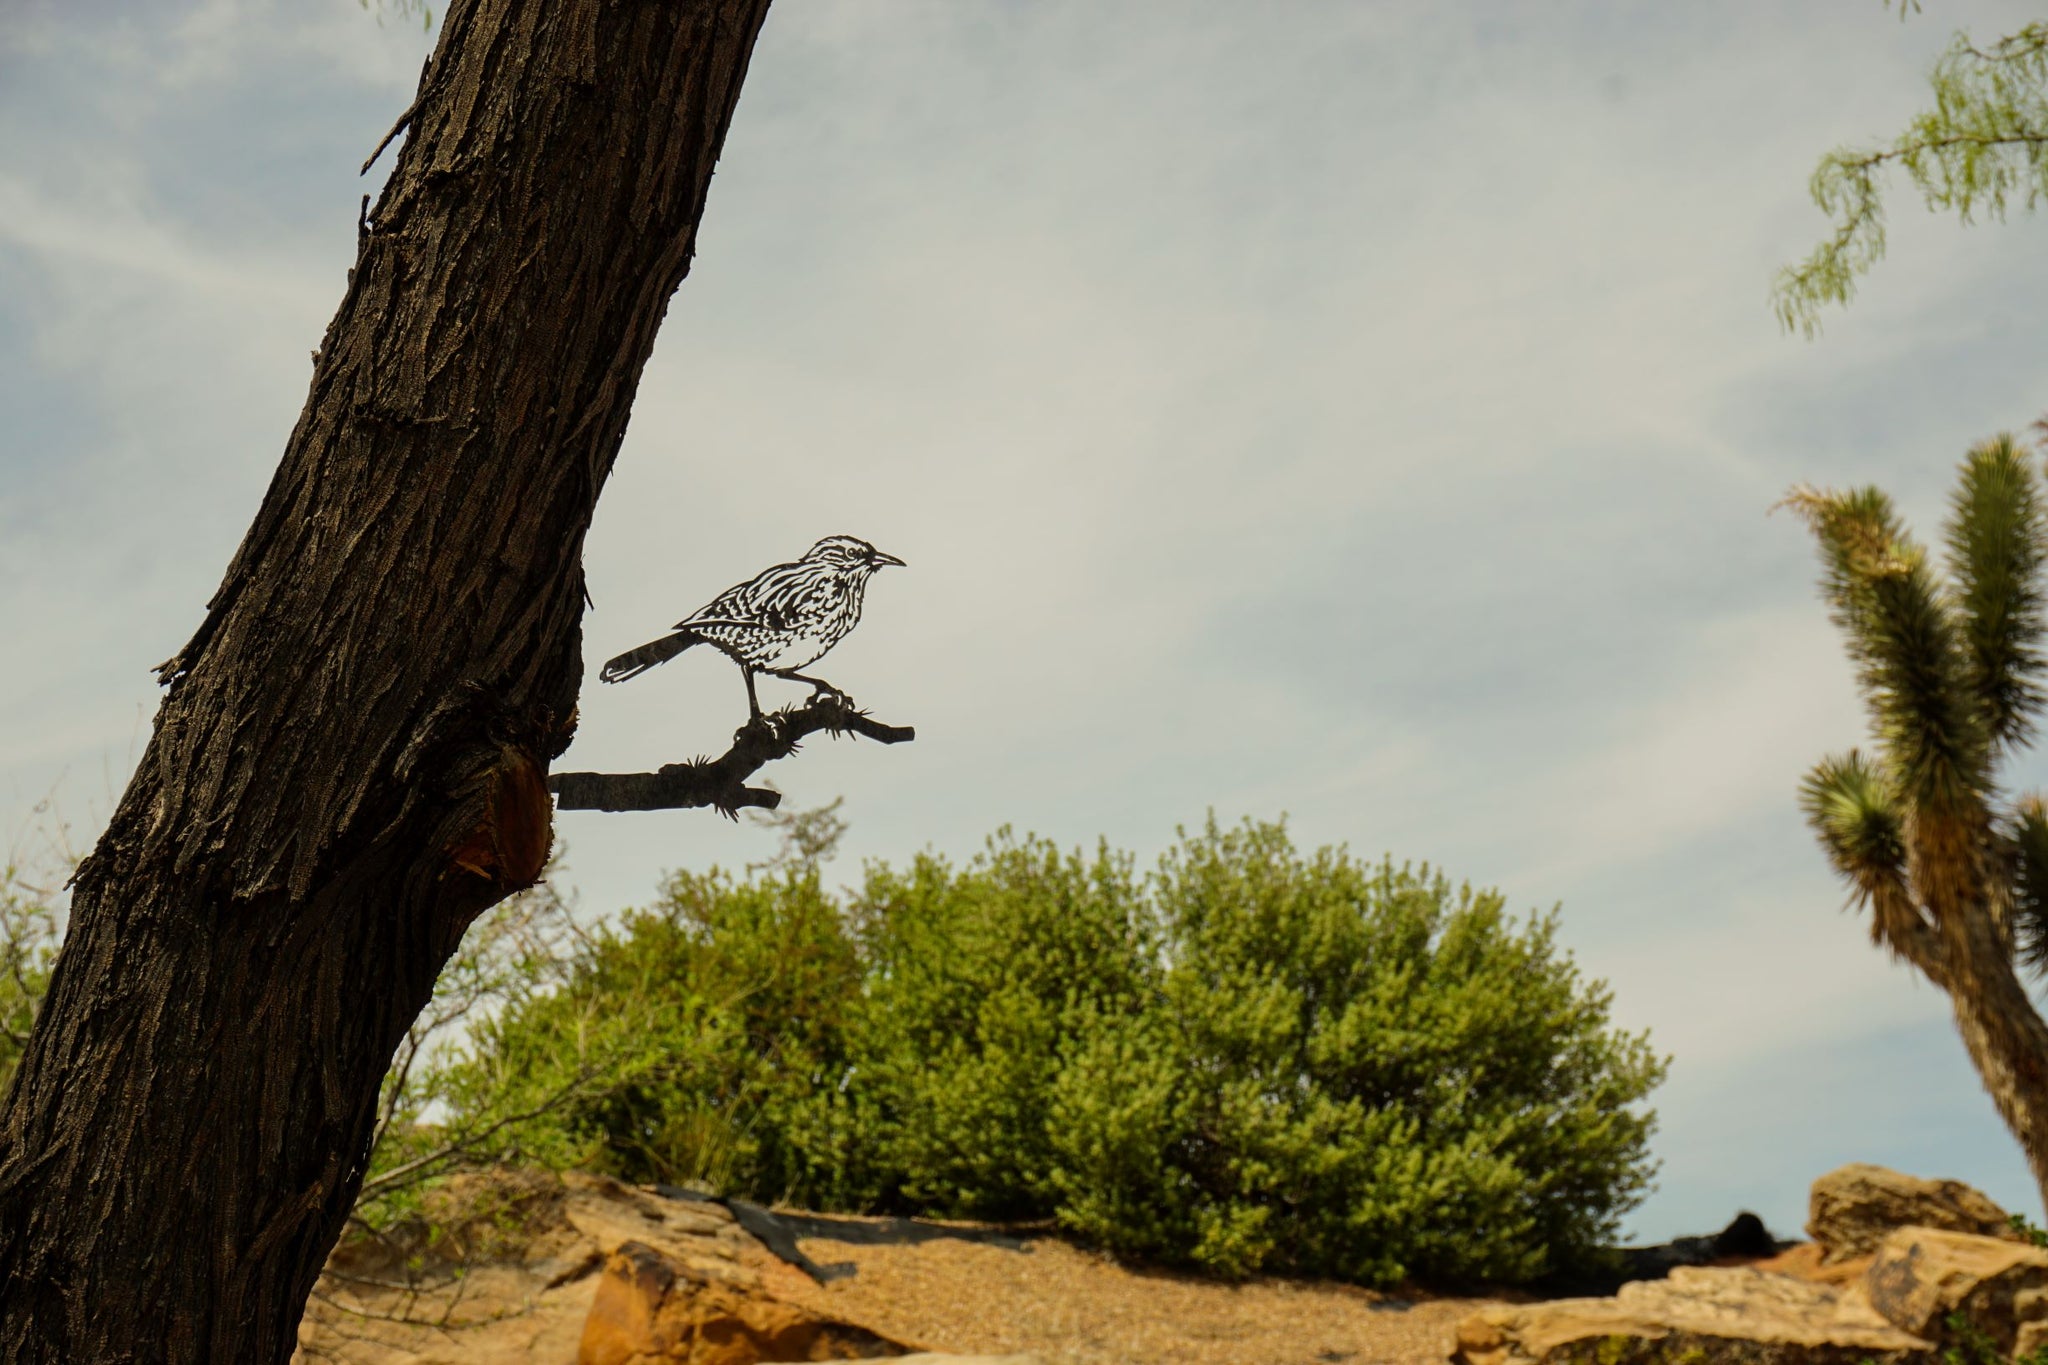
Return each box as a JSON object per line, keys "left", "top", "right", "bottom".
{"left": 772, "top": 670, "right": 851, "bottom": 708}
{"left": 806, "top": 685, "right": 857, "bottom": 716}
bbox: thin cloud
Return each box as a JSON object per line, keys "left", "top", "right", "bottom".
{"left": 10, "top": 0, "right": 2048, "bottom": 1244}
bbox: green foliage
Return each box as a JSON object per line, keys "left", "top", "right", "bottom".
{"left": 1948, "top": 436, "right": 2048, "bottom": 752}
{"left": 360, "top": 0, "right": 435, "bottom": 33}
{"left": 0, "top": 866, "right": 62, "bottom": 1098}
{"left": 1784, "top": 480, "right": 1988, "bottom": 818}
{"left": 1789, "top": 439, "right": 2048, "bottom": 1205}
{"left": 824, "top": 835, "right": 1158, "bottom": 1219}
{"left": 1800, "top": 751, "right": 1907, "bottom": 882}
{"left": 353, "top": 867, "right": 651, "bottom": 1232}
{"left": 564, "top": 863, "right": 864, "bottom": 1200}
{"left": 1777, "top": 16, "right": 2048, "bottom": 334}
{"left": 1046, "top": 823, "right": 1664, "bottom": 1285}
{"left": 1788, "top": 442, "right": 2048, "bottom": 964}
{"left": 1940, "top": 1308, "right": 2048, "bottom": 1365}
{"left": 430, "top": 817, "right": 1665, "bottom": 1287}
{"left": 360, "top": 808, "right": 871, "bottom": 1223}
{"left": 2019, "top": 792, "right": 2048, "bottom": 973}
{"left": 0, "top": 800, "right": 1657, "bottom": 1288}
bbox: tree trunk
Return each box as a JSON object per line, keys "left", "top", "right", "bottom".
{"left": 0, "top": 1, "right": 772, "bottom": 1358}
{"left": 1943, "top": 909, "right": 2048, "bottom": 1212}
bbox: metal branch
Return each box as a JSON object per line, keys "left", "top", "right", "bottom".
{"left": 547, "top": 695, "right": 915, "bottom": 815}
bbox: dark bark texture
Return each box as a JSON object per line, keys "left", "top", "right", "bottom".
{"left": 0, "top": 1, "right": 772, "bottom": 1359}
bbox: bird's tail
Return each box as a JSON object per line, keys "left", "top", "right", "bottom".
{"left": 599, "top": 630, "right": 700, "bottom": 684}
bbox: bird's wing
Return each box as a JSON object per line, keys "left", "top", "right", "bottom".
{"left": 673, "top": 560, "right": 812, "bottom": 631}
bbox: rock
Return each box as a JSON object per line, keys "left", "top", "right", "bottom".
{"left": 1747, "top": 1243, "right": 1873, "bottom": 1288}
{"left": 1715, "top": 1212, "right": 1781, "bottom": 1259}
{"left": 1534, "top": 1212, "right": 1790, "bottom": 1297}
{"left": 1451, "top": 1266, "right": 1935, "bottom": 1365}
{"left": 577, "top": 1239, "right": 909, "bottom": 1365}
{"left": 1618, "top": 1211, "right": 1787, "bottom": 1279}
{"left": 1862, "top": 1226, "right": 2048, "bottom": 1354}
{"left": 1808, "top": 1164, "right": 2018, "bottom": 1263}
{"left": 295, "top": 1171, "right": 915, "bottom": 1365}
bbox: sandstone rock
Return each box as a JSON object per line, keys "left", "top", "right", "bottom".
{"left": 578, "top": 1239, "right": 908, "bottom": 1365}
{"left": 1451, "top": 1265, "right": 1935, "bottom": 1365}
{"left": 295, "top": 1171, "right": 903, "bottom": 1365}
{"left": 1808, "top": 1165, "right": 2017, "bottom": 1263}
{"left": 1863, "top": 1226, "right": 2048, "bottom": 1354}
{"left": 1748, "top": 1242, "right": 1873, "bottom": 1288}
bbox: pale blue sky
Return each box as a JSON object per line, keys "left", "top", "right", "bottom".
{"left": 7, "top": 0, "right": 2048, "bottom": 1243}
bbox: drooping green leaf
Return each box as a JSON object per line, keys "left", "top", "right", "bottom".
{"left": 1776, "top": 20, "right": 2048, "bottom": 334}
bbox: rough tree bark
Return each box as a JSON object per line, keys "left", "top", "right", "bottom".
{"left": 1944, "top": 940, "right": 2048, "bottom": 1206}
{"left": 1898, "top": 816, "right": 2048, "bottom": 1209}
{"left": 0, "top": 1, "right": 773, "bottom": 1359}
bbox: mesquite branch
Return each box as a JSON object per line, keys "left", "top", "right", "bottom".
{"left": 548, "top": 695, "right": 914, "bottom": 814}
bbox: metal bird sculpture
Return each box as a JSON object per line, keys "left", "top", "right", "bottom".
{"left": 600, "top": 534, "right": 905, "bottom": 719}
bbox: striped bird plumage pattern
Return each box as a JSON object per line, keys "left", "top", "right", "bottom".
{"left": 681, "top": 556, "right": 871, "bottom": 670}
{"left": 599, "top": 535, "right": 904, "bottom": 713}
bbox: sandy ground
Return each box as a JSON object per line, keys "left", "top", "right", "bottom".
{"left": 296, "top": 1175, "right": 1517, "bottom": 1365}
{"left": 772, "top": 1222, "right": 1512, "bottom": 1365}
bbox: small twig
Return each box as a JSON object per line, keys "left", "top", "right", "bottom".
{"left": 548, "top": 695, "right": 915, "bottom": 814}
{"left": 307, "top": 1288, "right": 433, "bottom": 1327}
{"left": 373, "top": 1030, "right": 422, "bottom": 1158}
{"left": 1835, "top": 130, "right": 2048, "bottom": 179}
{"left": 362, "top": 54, "right": 437, "bottom": 176}
{"left": 321, "top": 1266, "right": 465, "bottom": 1295}
{"left": 357, "top": 1071, "right": 598, "bottom": 1201}
{"left": 308, "top": 1283, "right": 527, "bottom": 1333}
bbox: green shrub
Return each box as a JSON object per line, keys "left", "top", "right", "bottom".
{"left": 577, "top": 864, "right": 862, "bottom": 1199}
{"left": 828, "top": 835, "right": 1156, "bottom": 1217}
{"left": 1049, "top": 821, "right": 1665, "bottom": 1284}
{"left": 426, "top": 816, "right": 1665, "bottom": 1287}
{"left": 400, "top": 863, "right": 863, "bottom": 1207}
{"left": 0, "top": 865, "right": 62, "bottom": 1099}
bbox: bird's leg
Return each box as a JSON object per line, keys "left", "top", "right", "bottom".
{"left": 769, "top": 668, "right": 849, "bottom": 704}
{"left": 741, "top": 666, "right": 763, "bottom": 722}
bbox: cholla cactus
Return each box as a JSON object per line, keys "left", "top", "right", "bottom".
{"left": 1788, "top": 434, "right": 2048, "bottom": 1209}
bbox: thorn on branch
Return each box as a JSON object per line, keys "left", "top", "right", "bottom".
{"left": 546, "top": 695, "right": 914, "bottom": 815}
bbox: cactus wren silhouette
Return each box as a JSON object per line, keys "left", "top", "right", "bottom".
{"left": 600, "top": 534, "right": 906, "bottom": 719}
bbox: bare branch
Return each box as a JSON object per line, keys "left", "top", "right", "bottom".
{"left": 372, "top": 1030, "right": 425, "bottom": 1159}
{"left": 355, "top": 1068, "right": 601, "bottom": 1202}
{"left": 306, "top": 1284, "right": 523, "bottom": 1332}
{"left": 548, "top": 695, "right": 914, "bottom": 814}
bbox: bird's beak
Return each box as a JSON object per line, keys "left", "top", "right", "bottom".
{"left": 872, "top": 550, "right": 906, "bottom": 568}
